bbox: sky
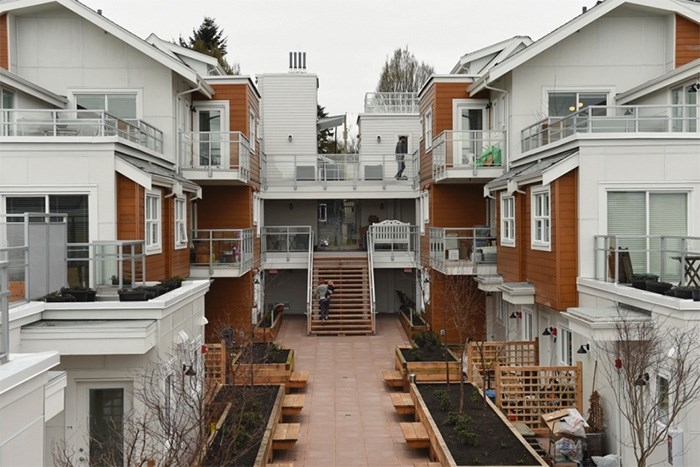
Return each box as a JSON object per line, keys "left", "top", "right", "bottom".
{"left": 81, "top": 0, "right": 587, "bottom": 120}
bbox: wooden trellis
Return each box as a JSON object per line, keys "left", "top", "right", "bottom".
{"left": 204, "top": 341, "right": 227, "bottom": 386}
{"left": 465, "top": 338, "right": 539, "bottom": 388}
{"left": 495, "top": 361, "right": 583, "bottom": 433}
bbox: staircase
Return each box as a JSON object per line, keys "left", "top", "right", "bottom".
{"left": 310, "top": 252, "right": 373, "bottom": 335}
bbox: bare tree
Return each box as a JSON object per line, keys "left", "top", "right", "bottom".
{"left": 598, "top": 311, "right": 700, "bottom": 467}
{"left": 376, "top": 46, "right": 434, "bottom": 93}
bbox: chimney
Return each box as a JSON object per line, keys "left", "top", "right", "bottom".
{"left": 289, "top": 51, "right": 307, "bottom": 73}
{"left": 582, "top": 6, "right": 587, "bottom": 13}
{"left": 97, "top": 9, "right": 102, "bottom": 15}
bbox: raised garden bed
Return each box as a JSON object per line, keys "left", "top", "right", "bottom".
{"left": 412, "top": 382, "right": 547, "bottom": 466}
{"left": 254, "top": 304, "right": 285, "bottom": 341}
{"left": 395, "top": 345, "right": 460, "bottom": 383}
{"left": 202, "top": 384, "right": 284, "bottom": 466}
{"left": 399, "top": 308, "right": 429, "bottom": 339}
{"left": 231, "top": 342, "right": 295, "bottom": 385}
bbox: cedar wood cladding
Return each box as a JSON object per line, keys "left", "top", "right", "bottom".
{"left": 204, "top": 276, "right": 253, "bottom": 341}
{"left": 425, "top": 275, "right": 486, "bottom": 344}
{"left": 495, "top": 169, "right": 578, "bottom": 311}
{"left": 116, "top": 174, "right": 190, "bottom": 280}
{"left": 0, "top": 14, "right": 8, "bottom": 69}
{"left": 676, "top": 15, "right": 700, "bottom": 68}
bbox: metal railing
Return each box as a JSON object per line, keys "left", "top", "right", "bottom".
{"left": 429, "top": 226, "right": 497, "bottom": 271}
{"left": 593, "top": 234, "right": 700, "bottom": 286}
{"left": 262, "top": 152, "right": 418, "bottom": 189}
{"left": 262, "top": 226, "right": 313, "bottom": 262}
{"left": 367, "top": 229, "right": 377, "bottom": 334}
{"left": 191, "top": 229, "right": 254, "bottom": 274}
{"left": 66, "top": 240, "right": 146, "bottom": 289}
{"left": 522, "top": 104, "right": 700, "bottom": 152}
{"left": 367, "top": 222, "right": 420, "bottom": 262}
{"left": 1, "top": 259, "right": 9, "bottom": 363}
{"left": 179, "top": 131, "right": 252, "bottom": 181}
{"left": 363, "top": 92, "right": 419, "bottom": 114}
{"left": 306, "top": 231, "right": 315, "bottom": 335}
{"left": 432, "top": 130, "right": 505, "bottom": 179}
{"left": 0, "top": 109, "right": 163, "bottom": 153}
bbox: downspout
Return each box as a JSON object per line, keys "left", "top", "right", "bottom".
{"left": 483, "top": 83, "right": 510, "bottom": 171}
{"left": 175, "top": 80, "right": 205, "bottom": 172}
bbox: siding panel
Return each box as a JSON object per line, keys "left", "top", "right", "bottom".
{"left": 676, "top": 15, "right": 700, "bottom": 68}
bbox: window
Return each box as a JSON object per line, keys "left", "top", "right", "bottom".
{"left": 560, "top": 328, "right": 572, "bottom": 365}
{"left": 424, "top": 109, "right": 433, "bottom": 149}
{"left": 420, "top": 191, "right": 430, "bottom": 234}
{"left": 531, "top": 187, "right": 551, "bottom": 249}
{"left": 249, "top": 111, "right": 256, "bottom": 152}
{"left": 522, "top": 311, "right": 533, "bottom": 340}
{"left": 5, "top": 195, "right": 89, "bottom": 243}
{"left": 174, "top": 198, "right": 187, "bottom": 249}
{"left": 548, "top": 91, "right": 607, "bottom": 117}
{"left": 0, "top": 88, "right": 14, "bottom": 136}
{"left": 671, "top": 83, "right": 698, "bottom": 132}
{"left": 145, "top": 190, "right": 162, "bottom": 253}
{"left": 497, "top": 298, "right": 505, "bottom": 321}
{"left": 657, "top": 375, "right": 670, "bottom": 423}
{"left": 75, "top": 93, "right": 138, "bottom": 120}
{"left": 500, "top": 194, "right": 515, "bottom": 246}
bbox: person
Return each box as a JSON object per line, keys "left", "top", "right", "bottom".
{"left": 316, "top": 280, "right": 330, "bottom": 321}
{"left": 394, "top": 135, "right": 408, "bottom": 180}
{"left": 325, "top": 280, "right": 336, "bottom": 319}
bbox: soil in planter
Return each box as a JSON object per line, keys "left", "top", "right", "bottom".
{"left": 419, "top": 383, "right": 540, "bottom": 466}
{"left": 239, "top": 342, "right": 290, "bottom": 364}
{"left": 401, "top": 347, "right": 457, "bottom": 363}
{"left": 203, "top": 385, "right": 278, "bottom": 467}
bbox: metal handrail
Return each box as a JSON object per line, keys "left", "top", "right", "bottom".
{"left": 0, "top": 259, "right": 9, "bottom": 363}
{"left": 431, "top": 130, "right": 506, "bottom": 179}
{"left": 429, "top": 226, "right": 496, "bottom": 271}
{"left": 306, "top": 230, "right": 315, "bottom": 335}
{"left": 367, "top": 232, "right": 377, "bottom": 335}
{"left": 364, "top": 92, "right": 419, "bottom": 114}
{"left": 179, "top": 131, "right": 252, "bottom": 181}
{"left": 66, "top": 240, "right": 146, "bottom": 289}
{"left": 191, "top": 229, "right": 254, "bottom": 275}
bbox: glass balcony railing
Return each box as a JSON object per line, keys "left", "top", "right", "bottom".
{"left": 0, "top": 109, "right": 163, "bottom": 153}
{"left": 367, "top": 222, "right": 420, "bottom": 262}
{"left": 521, "top": 104, "right": 700, "bottom": 152}
{"left": 363, "top": 92, "right": 419, "bottom": 114}
{"left": 66, "top": 240, "right": 146, "bottom": 290}
{"left": 593, "top": 234, "right": 700, "bottom": 287}
{"left": 179, "top": 131, "right": 252, "bottom": 181}
{"left": 432, "top": 130, "right": 505, "bottom": 179}
{"left": 429, "top": 226, "right": 497, "bottom": 272}
{"left": 262, "top": 152, "right": 418, "bottom": 189}
{"left": 191, "top": 229, "right": 254, "bottom": 273}
{"left": 262, "top": 226, "right": 313, "bottom": 262}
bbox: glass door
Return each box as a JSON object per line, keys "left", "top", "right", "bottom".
{"left": 195, "top": 106, "right": 223, "bottom": 167}
{"left": 453, "top": 104, "right": 487, "bottom": 166}
{"left": 317, "top": 200, "right": 360, "bottom": 250}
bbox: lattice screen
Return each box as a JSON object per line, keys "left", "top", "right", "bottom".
{"left": 204, "top": 341, "right": 227, "bottom": 386}
{"left": 465, "top": 339, "right": 539, "bottom": 387}
{"left": 495, "top": 361, "right": 583, "bottom": 431}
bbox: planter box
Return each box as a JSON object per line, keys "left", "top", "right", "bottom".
{"left": 395, "top": 345, "right": 461, "bottom": 383}
{"left": 118, "top": 289, "right": 150, "bottom": 302}
{"left": 399, "top": 311, "right": 429, "bottom": 340}
{"left": 232, "top": 348, "right": 295, "bottom": 385}
{"left": 254, "top": 311, "right": 284, "bottom": 341}
{"left": 61, "top": 288, "right": 97, "bottom": 302}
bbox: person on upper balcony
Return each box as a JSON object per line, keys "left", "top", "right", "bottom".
{"left": 394, "top": 135, "right": 408, "bottom": 180}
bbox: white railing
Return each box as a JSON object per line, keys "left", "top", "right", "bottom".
{"left": 367, "top": 232, "right": 376, "bottom": 335}
{"left": 191, "top": 229, "right": 254, "bottom": 275}
{"left": 306, "top": 231, "right": 315, "bottom": 335}
{"left": 0, "top": 109, "right": 163, "bottom": 153}
{"left": 66, "top": 240, "right": 146, "bottom": 289}
{"left": 263, "top": 152, "right": 418, "bottom": 189}
{"left": 593, "top": 234, "right": 700, "bottom": 286}
{"left": 179, "top": 131, "right": 251, "bottom": 181}
{"left": 363, "top": 92, "right": 419, "bottom": 114}
{"left": 429, "top": 226, "right": 496, "bottom": 271}
{"left": 432, "top": 130, "right": 505, "bottom": 179}
{"left": 522, "top": 104, "right": 700, "bottom": 152}
{"left": 368, "top": 221, "right": 420, "bottom": 262}
{"left": 1, "top": 259, "right": 9, "bottom": 363}
{"left": 262, "top": 226, "right": 313, "bottom": 262}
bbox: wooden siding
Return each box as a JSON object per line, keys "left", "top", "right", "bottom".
{"left": 496, "top": 192, "right": 526, "bottom": 282}
{"left": 676, "top": 15, "right": 700, "bottom": 68}
{"left": 425, "top": 272, "right": 486, "bottom": 344}
{"left": 204, "top": 275, "right": 253, "bottom": 341}
{"left": 197, "top": 185, "right": 252, "bottom": 229}
{"left": 0, "top": 14, "right": 7, "bottom": 70}
{"left": 431, "top": 184, "right": 487, "bottom": 227}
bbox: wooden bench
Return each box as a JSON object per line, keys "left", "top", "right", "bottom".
{"left": 370, "top": 220, "right": 410, "bottom": 250}
{"left": 272, "top": 423, "right": 300, "bottom": 450}
{"left": 282, "top": 394, "right": 305, "bottom": 417}
{"left": 287, "top": 371, "right": 309, "bottom": 390}
{"left": 400, "top": 422, "right": 430, "bottom": 449}
{"left": 390, "top": 392, "right": 415, "bottom": 415}
{"left": 383, "top": 369, "right": 404, "bottom": 388}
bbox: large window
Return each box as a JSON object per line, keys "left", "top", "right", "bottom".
{"left": 424, "top": 109, "right": 433, "bottom": 149}
{"left": 531, "top": 187, "right": 551, "bottom": 249}
{"left": 5, "top": 195, "right": 88, "bottom": 243}
{"left": 75, "top": 93, "right": 138, "bottom": 120}
{"left": 548, "top": 91, "right": 607, "bottom": 117}
{"left": 174, "top": 198, "right": 187, "bottom": 249}
{"left": 657, "top": 375, "right": 670, "bottom": 423}
{"left": 501, "top": 194, "right": 515, "bottom": 246}
{"left": 607, "top": 191, "right": 688, "bottom": 279}
{"left": 0, "top": 88, "right": 14, "bottom": 136}
{"left": 671, "top": 83, "right": 698, "bottom": 132}
{"left": 145, "top": 190, "right": 162, "bottom": 253}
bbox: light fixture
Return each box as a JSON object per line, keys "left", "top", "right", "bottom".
{"left": 577, "top": 343, "right": 590, "bottom": 354}
{"left": 254, "top": 278, "right": 260, "bottom": 285}
{"left": 289, "top": 202, "right": 294, "bottom": 210}
{"left": 288, "top": 134, "right": 293, "bottom": 142}
{"left": 376, "top": 135, "right": 382, "bottom": 143}
{"left": 543, "top": 326, "right": 557, "bottom": 337}
{"left": 542, "top": 327, "right": 551, "bottom": 336}
{"left": 689, "top": 83, "right": 699, "bottom": 93}
{"left": 423, "top": 276, "right": 430, "bottom": 284}
{"left": 509, "top": 312, "right": 518, "bottom": 319}
{"left": 198, "top": 316, "right": 209, "bottom": 326}
{"left": 183, "top": 364, "right": 196, "bottom": 377}
{"left": 175, "top": 329, "right": 189, "bottom": 345}
{"left": 634, "top": 373, "right": 650, "bottom": 386}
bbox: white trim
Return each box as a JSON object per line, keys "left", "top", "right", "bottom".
{"left": 500, "top": 193, "right": 515, "bottom": 247}
{"left": 145, "top": 189, "right": 162, "bottom": 254}
{"left": 71, "top": 89, "right": 143, "bottom": 120}
{"left": 115, "top": 158, "right": 152, "bottom": 190}
{"left": 423, "top": 108, "right": 433, "bottom": 150}
{"left": 531, "top": 186, "right": 551, "bottom": 251}
{"left": 174, "top": 197, "right": 187, "bottom": 249}
{"left": 542, "top": 86, "right": 614, "bottom": 118}
{"left": 559, "top": 326, "right": 573, "bottom": 365}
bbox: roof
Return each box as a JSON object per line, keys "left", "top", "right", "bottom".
{"left": 485, "top": 150, "right": 579, "bottom": 197}
{"left": 617, "top": 57, "right": 700, "bottom": 103}
{"left": 470, "top": 0, "right": 700, "bottom": 94}
{"left": 417, "top": 74, "right": 475, "bottom": 99}
{"left": 0, "top": 0, "right": 213, "bottom": 97}
{"left": 146, "top": 34, "right": 227, "bottom": 76}
{"left": 116, "top": 154, "right": 200, "bottom": 196}
{"left": 318, "top": 114, "right": 345, "bottom": 130}
{"left": 450, "top": 36, "right": 533, "bottom": 75}
{"left": 0, "top": 68, "right": 68, "bottom": 107}
{"left": 205, "top": 75, "right": 262, "bottom": 99}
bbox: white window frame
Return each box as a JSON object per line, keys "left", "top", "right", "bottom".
{"left": 657, "top": 373, "right": 670, "bottom": 424}
{"left": 71, "top": 89, "right": 143, "bottom": 119}
{"left": 559, "top": 327, "right": 573, "bottom": 365}
{"left": 253, "top": 192, "right": 262, "bottom": 237}
{"left": 419, "top": 191, "right": 430, "bottom": 235}
{"left": 424, "top": 109, "right": 433, "bottom": 150}
{"left": 145, "top": 189, "right": 162, "bottom": 254}
{"left": 531, "top": 186, "right": 551, "bottom": 251}
{"left": 174, "top": 197, "right": 187, "bottom": 249}
{"left": 542, "top": 86, "right": 613, "bottom": 117}
{"left": 249, "top": 111, "right": 257, "bottom": 152}
{"left": 522, "top": 310, "right": 533, "bottom": 340}
{"left": 500, "top": 193, "right": 515, "bottom": 246}
{"left": 497, "top": 297, "right": 505, "bottom": 321}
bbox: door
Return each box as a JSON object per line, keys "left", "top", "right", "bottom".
{"left": 317, "top": 200, "right": 359, "bottom": 250}
{"left": 195, "top": 104, "right": 228, "bottom": 167}
{"left": 75, "top": 381, "right": 131, "bottom": 466}
{"left": 453, "top": 101, "right": 488, "bottom": 167}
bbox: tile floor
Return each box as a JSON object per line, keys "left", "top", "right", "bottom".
{"left": 272, "top": 314, "right": 431, "bottom": 467}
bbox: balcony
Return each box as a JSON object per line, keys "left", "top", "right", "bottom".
{"left": 0, "top": 109, "right": 163, "bottom": 153}
{"left": 67, "top": 241, "right": 146, "bottom": 290}
{"left": 262, "top": 226, "right": 313, "bottom": 269}
{"left": 367, "top": 221, "right": 420, "bottom": 268}
{"left": 179, "top": 131, "right": 252, "bottom": 183}
{"left": 262, "top": 153, "right": 418, "bottom": 193}
{"left": 431, "top": 130, "right": 505, "bottom": 181}
{"left": 429, "top": 226, "right": 497, "bottom": 275}
{"left": 521, "top": 104, "right": 700, "bottom": 153}
{"left": 363, "top": 92, "right": 419, "bottom": 114}
{"left": 190, "top": 229, "right": 254, "bottom": 278}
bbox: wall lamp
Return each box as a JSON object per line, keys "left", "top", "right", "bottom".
{"left": 376, "top": 135, "right": 382, "bottom": 143}
{"left": 509, "top": 311, "right": 522, "bottom": 319}
{"left": 183, "top": 364, "right": 197, "bottom": 377}
{"left": 288, "top": 134, "right": 293, "bottom": 142}
{"left": 689, "top": 83, "right": 699, "bottom": 93}
{"left": 634, "top": 373, "right": 650, "bottom": 386}
{"left": 423, "top": 276, "right": 430, "bottom": 284}
{"left": 577, "top": 343, "right": 590, "bottom": 354}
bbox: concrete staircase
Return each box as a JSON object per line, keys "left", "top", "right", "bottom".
{"left": 310, "top": 252, "right": 373, "bottom": 335}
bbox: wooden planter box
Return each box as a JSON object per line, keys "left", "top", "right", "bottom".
{"left": 254, "top": 311, "right": 284, "bottom": 341}
{"left": 232, "top": 348, "right": 295, "bottom": 385}
{"left": 409, "top": 382, "right": 548, "bottom": 466}
{"left": 395, "top": 345, "right": 461, "bottom": 383}
{"left": 399, "top": 311, "right": 429, "bottom": 340}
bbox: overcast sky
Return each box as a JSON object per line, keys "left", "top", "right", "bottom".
{"left": 82, "top": 0, "right": 587, "bottom": 120}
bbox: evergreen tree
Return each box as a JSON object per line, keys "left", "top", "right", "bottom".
{"left": 376, "top": 46, "right": 433, "bottom": 93}
{"left": 179, "top": 17, "right": 239, "bottom": 75}
{"left": 317, "top": 105, "right": 335, "bottom": 154}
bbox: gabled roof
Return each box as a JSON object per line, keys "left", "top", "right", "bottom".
{"left": 484, "top": 150, "right": 578, "bottom": 197}
{"left": 470, "top": 0, "right": 700, "bottom": 94}
{"left": 146, "top": 34, "right": 227, "bottom": 76}
{"left": 0, "top": 68, "right": 67, "bottom": 107}
{"left": 0, "top": 0, "right": 213, "bottom": 97}
{"left": 450, "top": 36, "right": 533, "bottom": 75}
{"left": 617, "top": 57, "right": 700, "bottom": 103}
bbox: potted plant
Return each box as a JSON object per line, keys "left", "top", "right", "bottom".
{"left": 160, "top": 276, "right": 184, "bottom": 292}
{"left": 61, "top": 286, "right": 96, "bottom": 302}
{"left": 631, "top": 273, "right": 658, "bottom": 290}
{"left": 118, "top": 287, "right": 150, "bottom": 302}
{"left": 645, "top": 280, "right": 673, "bottom": 294}
{"left": 693, "top": 287, "right": 700, "bottom": 302}
{"left": 585, "top": 361, "right": 606, "bottom": 460}
{"left": 43, "top": 290, "right": 76, "bottom": 302}
{"left": 674, "top": 286, "right": 694, "bottom": 299}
